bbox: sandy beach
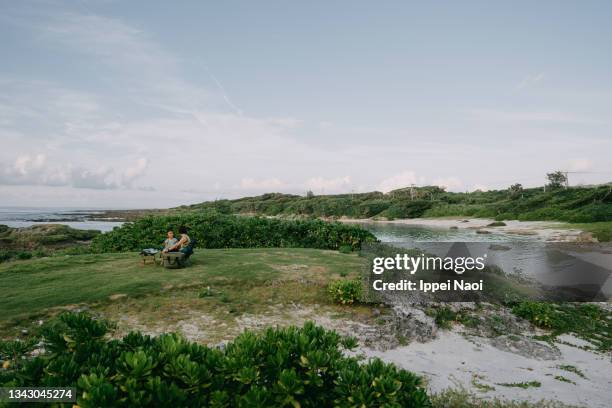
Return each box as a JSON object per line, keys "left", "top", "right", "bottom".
{"left": 365, "top": 328, "right": 611, "bottom": 407}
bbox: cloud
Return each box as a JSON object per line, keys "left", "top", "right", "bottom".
{"left": 378, "top": 171, "right": 424, "bottom": 193}
{"left": 567, "top": 158, "right": 593, "bottom": 172}
{"left": 517, "top": 72, "right": 545, "bottom": 90}
{"left": 378, "top": 173, "right": 466, "bottom": 193}
{"left": 35, "top": 12, "right": 216, "bottom": 114}
{"left": 0, "top": 154, "right": 150, "bottom": 190}
{"left": 239, "top": 178, "right": 286, "bottom": 191}
{"left": 471, "top": 184, "right": 490, "bottom": 192}
{"left": 432, "top": 177, "right": 463, "bottom": 191}
{"left": 122, "top": 158, "right": 148, "bottom": 187}
{"left": 466, "top": 109, "right": 605, "bottom": 125}
{"left": 0, "top": 154, "right": 69, "bottom": 186}
{"left": 305, "top": 176, "right": 351, "bottom": 193}
{"left": 71, "top": 167, "right": 116, "bottom": 190}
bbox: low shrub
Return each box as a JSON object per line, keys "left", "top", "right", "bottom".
{"left": 432, "top": 307, "right": 457, "bottom": 330}
{"left": 15, "top": 251, "right": 32, "bottom": 260}
{"left": 511, "top": 302, "right": 561, "bottom": 329}
{"left": 338, "top": 244, "right": 353, "bottom": 254}
{"left": 0, "top": 250, "right": 13, "bottom": 263}
{"left": 382, "top": 200, "right": 433, "bottom": 219}
{"left": 1, "top": 313, "right": 431, "bottom": 407}
{"left": 327, "top": 279, "right": 362, "bottom": 305}
{"left": 511, "top": 302, "right": 611, "bottom": 351}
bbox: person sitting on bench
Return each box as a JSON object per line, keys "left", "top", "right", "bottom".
{"left": 161, "top": 229, "right": 178, "bottom": 253}
{"left": 168, "top": 226, "right": 193, "bottom": 256}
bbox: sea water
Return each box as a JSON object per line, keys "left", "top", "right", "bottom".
{"left": 0, "top": 207, "right": 124, "bottom": 232}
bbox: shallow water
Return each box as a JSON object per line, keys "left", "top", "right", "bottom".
{"left": 354, "top": 221, "right": 538, "bottom": 243}
{"left": 0, "top": 207, "right": 123, "bottom": 232}
{"left": 355, "top": 221, "right": 611, "bottom": 299}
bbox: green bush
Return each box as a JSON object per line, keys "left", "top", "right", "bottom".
{"left": 15, "top": 251, "right": 32, "bottom": 260}
{"left": 511, "top": 302, "right": 611, "bottom": 351}
{"left": 0, "top": 250, "right": 13, "bottom": 263}
{"left": 382, "top": 200, "right": 433, "bottom": 219}
{"left": 511, "top": 302, "right": 566, "bottom": 330}
{"left": 91, "top": 214, "right": 376, "bottom": 253}
{"left": 432, "top": 307, "right": 457, "bottom": 330}
{"left": 327, "top": 280, "right": 362, "bottom": 305}
{"left": 338, "top": 244, "right": 353, "bottom": 254}
{"left": 1, "top": 313, "right": 430, "bottom": 407}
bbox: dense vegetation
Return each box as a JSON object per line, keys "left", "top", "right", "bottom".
{"left": 91, "top": 213, "right": 376, "bottom": 253}
{"left": 0, "top": 313, "right": 430, "bottom": 407}
{"left": 178, "top": 184, "right": 612, "bottom": 224}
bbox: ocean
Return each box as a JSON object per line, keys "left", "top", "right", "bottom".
{"left": 0, "top": 207, "right": 124, "bottom": 232}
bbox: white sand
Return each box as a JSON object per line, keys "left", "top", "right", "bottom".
{"left": 363, "top": 330, "right": 611, "bottom": 407}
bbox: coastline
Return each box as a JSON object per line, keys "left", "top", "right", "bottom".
{"left": 339, "top": 217, "right": 595, "bottom": 242}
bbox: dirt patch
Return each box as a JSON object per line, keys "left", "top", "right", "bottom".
{"left": 236, "top": 304, "right": 397, "bottom": 350}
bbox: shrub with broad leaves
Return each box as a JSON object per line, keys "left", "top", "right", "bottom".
{"left": 91, "top": 213, "right": 376, "bottom": 253}
{"left": 0, "top": 313, "right": 430, "bottom": 407}
{"left": 328, "top": 279, "right": 363, "bottom": 305}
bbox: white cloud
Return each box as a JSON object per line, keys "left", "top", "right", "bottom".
{"left": 71, "top": 167, "right": 116, "bottom": 190}
{"left": 0, "top": 154, "right": 150, "bottom": 190}
{"left": 239, "top": 178, "right": 286, "bottom": 191}
{"left": 378, "top": 171, "right": 423, "bottom": 193}
{"left": 471, "top": 184, "right": 490, "bottom": 192}
{"left": 517, "top": 72, "right": 545, "bottom": 90}
{"left": 567, "top": 158, "right": 593, "bottom": 172}
{"left": 433, "top": 177, "right": 463, "bottom": 191}
{"left": 122, "top": 158, "right": 148, "bottom": 187}
{"left": 305, "top": 176, "right": 351, "bottom": 193}
{"left": 379, "top": 173, "right": 466, "bottom": 193}
{"left": 0, "top": 154, "right": 69, "bottom": 186}
{"left": 467, "top": 109, "right": 605, "bottom": 125}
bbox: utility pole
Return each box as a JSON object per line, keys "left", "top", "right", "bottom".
{"left": 410, "top": 184, "right": 415, "bottom": 201}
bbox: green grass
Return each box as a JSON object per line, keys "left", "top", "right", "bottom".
{"left": 432, "top": 388, "right": 575, "bottom": 407}
{"left": 511, "top": 302, "right": 612, "bottom": 352}
{"left": 496, "top": 381, "right": 541, "bottom": 389}
{"left": 553, "top": 376, "right": 575, "bottom": 385}
{"left": 556, "top": 365, "right": 586, "bottom": 379}
{"left": 0, "top": 248, "right": 365, "bottom": 328}
{"left": 567, "top": 221, "right": 612, "bottom": 241}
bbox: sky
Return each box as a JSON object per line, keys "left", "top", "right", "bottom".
{"left": 1, "top": 1, "right": 611, "bottom": 208}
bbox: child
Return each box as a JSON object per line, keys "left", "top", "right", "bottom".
{"left": 161, "top": 230, "right": 178, "bottom": 253}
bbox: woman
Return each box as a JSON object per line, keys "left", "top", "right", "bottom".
{"left": 169, "top": 226, "right": 192, "bottom": 255}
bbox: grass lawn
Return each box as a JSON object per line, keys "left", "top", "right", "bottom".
{"left": 0, "top": 248, "right": 367, "bottom": 333}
